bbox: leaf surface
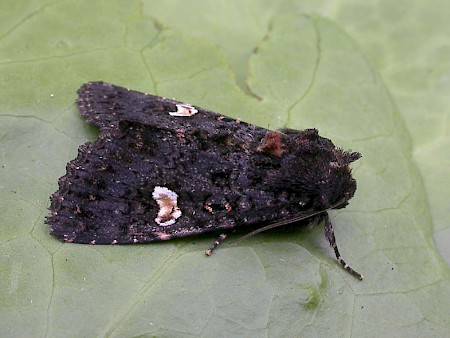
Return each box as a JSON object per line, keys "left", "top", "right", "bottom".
{"left": 1, "top": 1, "right": 449, "bottom": 337}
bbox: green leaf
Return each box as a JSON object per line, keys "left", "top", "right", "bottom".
{"left": 1, "top": 1, "right": 449, "bottom": 337}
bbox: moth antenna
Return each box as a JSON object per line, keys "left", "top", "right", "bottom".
{"left": 234, "top": 198, "right": 349, "bottom": 243}
{"left": 233, "top": 200, "right": 364, "bottom": 280}
{"left": 234, "top": 209, "right": 325, "bottom": 243}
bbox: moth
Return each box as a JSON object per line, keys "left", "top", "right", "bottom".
{"left": 47, "top": 82, "right": 363, "bottom": 280}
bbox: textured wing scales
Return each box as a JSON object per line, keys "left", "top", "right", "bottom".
{"left": 47, "top": 82, "right": 311, "bottom": 244}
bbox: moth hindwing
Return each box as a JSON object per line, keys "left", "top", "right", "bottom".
{"left": 46, "top": 81, "right": 363, "bottom": 280}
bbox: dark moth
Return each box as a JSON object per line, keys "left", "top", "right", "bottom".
{"left": 47, "top": 82, "right": 363, "bottom": 280}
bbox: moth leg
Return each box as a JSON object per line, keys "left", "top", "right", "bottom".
{"left": 322, "top": 212, "right": 364, "bottom": 280}
{"left": 205, "top": 233, "right": 227, "bottom": 256}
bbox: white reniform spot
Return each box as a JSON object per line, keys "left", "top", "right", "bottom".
{"left": 168, "top": 103, "right": 198, "bottom": 117}
{"left": 152, "top": 186, "right": 182, "bottom": 226}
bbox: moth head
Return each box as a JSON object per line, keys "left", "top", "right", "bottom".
{"left": 324, "top": 148, "right": 361, "bottom": 209}
{"left": 296, "top": 130, "right": 361, "bottom": 209}
{"left": 270, "top": 129, "right": 361, "bottom": 210}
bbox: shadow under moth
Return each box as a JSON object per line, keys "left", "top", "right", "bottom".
{"left": 47, "top": 82, "right": 363, "bottom": 280}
